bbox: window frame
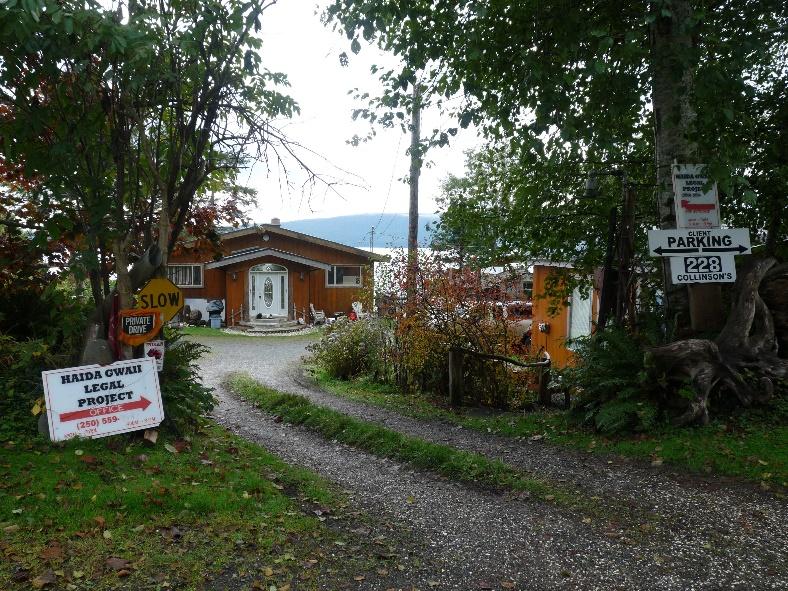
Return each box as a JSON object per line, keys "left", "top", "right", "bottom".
{"left": 325, "top": 264, "right": 364, "bottom": 288}
{"left": 167, "top": 263, "right": 204, "bottom": 288}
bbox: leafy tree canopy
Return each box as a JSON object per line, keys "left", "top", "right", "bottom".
{"left": 0, "top": 0, "right": 301, "bottom": 306}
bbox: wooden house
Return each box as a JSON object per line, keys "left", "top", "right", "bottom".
{"left": 530, "top": 261, "right": 600, "bottom": 368}
{"left": 168, "top": 219, "right": 386, "bottom": 325}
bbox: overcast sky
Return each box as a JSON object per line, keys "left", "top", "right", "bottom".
{"left": 246, "top": 1, "right": 480, "bottom": 224}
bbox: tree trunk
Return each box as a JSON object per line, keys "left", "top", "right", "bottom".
{"left": 407, "top": 82, "right": 421, "bottom": 310}
{"left": 649, "top": 0, "right": 727, "bottom": 334}
{"left": 81, "top": 244, "right": 162, "bottom": 365}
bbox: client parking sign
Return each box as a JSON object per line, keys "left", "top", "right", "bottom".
{"left": 42, "top": 357, "right": 164, "bottom": 442}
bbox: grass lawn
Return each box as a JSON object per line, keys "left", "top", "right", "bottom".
{"left": 0, "top": 423, "right": 392, "bottom": 590}
{"left": 312, "top": 369, "right": 788, "bottom": 489}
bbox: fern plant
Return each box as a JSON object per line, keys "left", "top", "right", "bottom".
{"left": 159, "top": 329, "right": 216, "bottom": 432}
{"left": 563, "top": 326, "right": 662, "bottom": 434}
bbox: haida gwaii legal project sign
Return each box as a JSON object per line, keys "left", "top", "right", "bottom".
{"left": 42, "top": 357, "right": 164, "bottom": 442}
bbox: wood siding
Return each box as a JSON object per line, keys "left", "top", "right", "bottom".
{"left": 530, "top": 265, "right": 599, "bottom": 368}
{"left": 169, "top": 228, "right": 375, "bottom": 320}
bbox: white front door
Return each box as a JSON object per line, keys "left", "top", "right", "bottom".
{"left": 250, "top": 267, "right": 288, "bottom": 316}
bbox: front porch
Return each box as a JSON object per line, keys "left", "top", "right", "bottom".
{"left": 205, "top": 247, "right": 332, "bottom": 324}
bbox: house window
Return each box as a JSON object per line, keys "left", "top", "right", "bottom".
{"left": 522, "top": 280, "right": 533, "bottom": 300}
{"left": 326, "top": 265, "right": 363, "bottom": 287}
{"left": 167, "top": 264, "right": 203, "bottom": 288}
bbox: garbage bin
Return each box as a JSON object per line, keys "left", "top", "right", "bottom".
{"left": 206, "top": 300, "right": 224, "bottom": 329}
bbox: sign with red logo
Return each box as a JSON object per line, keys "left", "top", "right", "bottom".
{"left": 672, "top": 164, "right": 720, "bottom": 229}
{"left": 42, "top": 358, "right": 164, "bottom": 442}
{"left": 144, "top": 339, "right": 165, "bottom": 371}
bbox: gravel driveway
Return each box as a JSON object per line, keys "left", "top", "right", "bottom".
{"left": 197, "top": 333, "right": 787, "bottom": 590}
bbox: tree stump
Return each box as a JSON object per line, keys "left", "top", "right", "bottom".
{"left": 649, "top": 256, "right": 788, "bottom": 426}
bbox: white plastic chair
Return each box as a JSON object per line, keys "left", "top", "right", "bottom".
{"left": 310, "top": 303, "right": 326, "bottom": 325}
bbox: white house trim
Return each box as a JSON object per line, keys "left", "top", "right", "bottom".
{"left": 204, "top": 248, "right": 332, "bottom": 271}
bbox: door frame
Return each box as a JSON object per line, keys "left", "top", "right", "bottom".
{"left": 249, "top": 263, "right": 289, "bottom": 317}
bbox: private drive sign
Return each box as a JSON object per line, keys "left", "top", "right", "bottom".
{"left": 648, "top": 228, "right": 751, "bottom": 257}
{"left": 42, "top": 357, "right": 164, "bottom": 442}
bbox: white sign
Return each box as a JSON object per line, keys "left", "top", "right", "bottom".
{"left": 42, "top": 358, "right": 164, "bottom": 442}
{"left": 670, "top": 255, "right": 736, "bottom": 284}
{"left": 648, "top": 228, "right": 751, "bottom": 257}
{"left": 144, "top": 340, "right": 165, "bottom": 372}
{"left": 673, "top": 164, "right": 720, "bottom": 229}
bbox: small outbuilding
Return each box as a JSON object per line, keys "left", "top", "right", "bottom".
{"left": 529, "top": 261, "right": 600, "bottom": 368}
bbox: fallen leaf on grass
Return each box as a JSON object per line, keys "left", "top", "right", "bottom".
{"left": 161, "top": 526, "right": 183, "bottom": 542}
{"left": 164, "top": 443, "right": 178, "bottom": 454}
{"left": 173, "top": 440, "right": 190, "bottom": 453}
{"left": 105, "top": 556, "right": 131, "bottom": 571}
{"left": 31, "top": 570, "right": 56, "bottom": 588}
{"left": 39, "top": 543, "right": 63, "bottom": 561}
{"left": 103, "top": 530, "right": 112, "bottom": 540}
{"left": 79, "top": 455, "right": 98, "bottom": 465}
{"left": 263, "top": 567, "right": 274, "bottom": 577}
{"left": 94, "top": 516, "right": 106, "bottom": 528}
{"left": 4, "top": 524, "right": 20, "bottom": 534}
{"left": 12, "top": 568, "right": 30, "bottom": 582}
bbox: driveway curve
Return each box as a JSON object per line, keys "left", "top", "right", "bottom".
{"left": 197, "top": 333, "right": 787, "bottom": 590}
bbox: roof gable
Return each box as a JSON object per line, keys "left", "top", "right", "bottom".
{"left": 220, "top": 224, "right": 388, "bottom": 262}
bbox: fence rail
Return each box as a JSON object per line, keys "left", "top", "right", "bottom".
{"left": 448, "top": 347, "right": 558, "bottom": 408}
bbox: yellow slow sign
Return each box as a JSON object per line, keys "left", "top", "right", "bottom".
{"left": 136, "top": 278, "right": 183, "bottom": 322}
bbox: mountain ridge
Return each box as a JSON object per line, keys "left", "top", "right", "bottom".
{"left": 277, "top": 213, "right": 439, "bottom": 248}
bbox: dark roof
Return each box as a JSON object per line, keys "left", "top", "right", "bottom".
{"left": 218, "top": 224, "right": 388, "bottom": 262}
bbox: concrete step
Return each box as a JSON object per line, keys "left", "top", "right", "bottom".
{"left": 239, "top": 317, "right": 296, "bottom": 328}
{"left": 246, "top": 323, "right": 305, "bottom": 334}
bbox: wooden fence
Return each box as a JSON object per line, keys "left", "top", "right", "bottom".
{"left": 448, "top": 347, "right": 560, "bottom": 408}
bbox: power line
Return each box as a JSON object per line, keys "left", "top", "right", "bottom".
{"left": 376, "top": 132, "right": 405, "bottom": 231}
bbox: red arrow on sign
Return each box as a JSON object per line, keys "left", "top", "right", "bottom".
{"left": 59, "top": 397, "right": 152, "bottom": 423}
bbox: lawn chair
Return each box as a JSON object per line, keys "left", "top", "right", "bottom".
{"left": 310, "top": 303, "right": 326, "bottom": 325}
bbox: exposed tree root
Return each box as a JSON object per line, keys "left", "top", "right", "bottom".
{"left": 649, "top": 257, "right": 788, "bottom": 426}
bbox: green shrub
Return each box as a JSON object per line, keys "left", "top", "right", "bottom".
{"left": 159, "top": 329, "right": 216, "bottom": 432}
{"left": 0, "top": 337, "right": 63, "bottom": 439}
{"left": 307, "top": 317, "right": 392, "bottom": 380}
{"left": 0, "top": 280, "right": 92, "bottom": 439}
{"left": 563, "top": 326, "right": 662, "bottom": 434}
